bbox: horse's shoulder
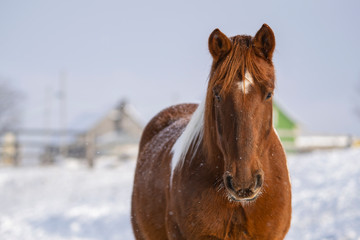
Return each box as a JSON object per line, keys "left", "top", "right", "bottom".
{"left": 139, "top": 103, "right": 198, "bottom": 149}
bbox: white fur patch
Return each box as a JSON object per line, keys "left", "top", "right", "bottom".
{"left": 237, "top": 70, "right": 254, "bottom": 94}
{"left": 170, "top": 99, "right": 205, "bottom": 184}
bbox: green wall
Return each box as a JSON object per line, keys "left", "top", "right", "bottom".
{"left": 273, "top": 103, "right": 297, "bottom": 151}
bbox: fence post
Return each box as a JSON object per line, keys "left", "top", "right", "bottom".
{"left": 1, "top": 132, "right": 19, "bottom": 166}
{"left": 86, "top": 133, "right": 95, "bottom": 168}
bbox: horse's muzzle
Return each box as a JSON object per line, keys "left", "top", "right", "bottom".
{"left": 224, "top": 172, "right": 263, "bottom": 202}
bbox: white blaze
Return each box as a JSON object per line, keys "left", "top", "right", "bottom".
{"left": 237, "top": 70, "right": 254, "bottom": 94}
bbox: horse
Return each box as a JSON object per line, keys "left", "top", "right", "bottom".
{"left": 131, "top": 24, "right": 291, "bottom": 240}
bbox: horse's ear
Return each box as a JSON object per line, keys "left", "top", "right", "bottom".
{"left": 208, "top": 29, "right": 232, "bottom": 61}
{"left": 253, "top": 24, "right": 275, "bottom": 61}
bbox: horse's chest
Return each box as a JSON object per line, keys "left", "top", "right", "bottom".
{"left": 176, "top": 198, "right": 252, "bottom": 239}
{"left": 171, "top": 177, "right": 253, "bottom": 239}
{"left": 201, "top": 208, "right": 251, "bottom": 239}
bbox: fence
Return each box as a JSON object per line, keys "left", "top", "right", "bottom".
{"left": 0, "top": 127, "right": 140, "bottom": 167}
{"left": 0, "top": 129, "right": 81, "bottom": 166}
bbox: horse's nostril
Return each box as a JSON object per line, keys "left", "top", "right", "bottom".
{"left": 226, "top": 175, "right": 235, "bottom": 191}
{"left": 255, "top": 173, "right": 263, "bottom": 189}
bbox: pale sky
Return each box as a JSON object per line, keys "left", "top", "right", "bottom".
{"left": 1, "top": 0, "right": 360, "bottom": 136}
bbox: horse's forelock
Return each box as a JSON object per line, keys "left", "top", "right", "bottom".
{"left": 209, "top": 35, "right": 275, "bottom": 95}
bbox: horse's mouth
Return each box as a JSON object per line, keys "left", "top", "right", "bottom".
{"left": 226, "top": 188, "right": 262, "bottom": 203}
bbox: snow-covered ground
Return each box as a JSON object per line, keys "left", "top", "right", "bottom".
{"left": 0, "top": 159, "right": 135, "bottom": 240}
{"left": 287, "top": 149, "right": 360, "bottom": 240}
{"left": 1, "top": 149, "right": 360, "bottom": 239}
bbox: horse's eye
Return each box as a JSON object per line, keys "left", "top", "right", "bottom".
{"left": 215, "top": 94, "right": 221, "bottom": 102}
{"left": 265, "top": 92, "right": 272, "bottom": 100}
{"left": 213, "top": 87, "right": 221, "bottom": 102}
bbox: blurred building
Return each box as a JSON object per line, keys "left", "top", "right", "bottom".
{"left": 273, "top": 102, "right": 356, "bottom": 152}
{"left": 67, "top": 100, "right": 143, "bottom": 163}
{"left": 273, "top": 102, "right": 299, "bottom": 152}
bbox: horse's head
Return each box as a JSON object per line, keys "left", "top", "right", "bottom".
{"left": 204, "top": 24, "right": 276, "bottom": 202}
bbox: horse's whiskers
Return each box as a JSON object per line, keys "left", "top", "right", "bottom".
{"left": 217, "top": 183, "right": 225, "bottom": 192}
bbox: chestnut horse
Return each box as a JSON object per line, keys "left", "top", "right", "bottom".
{"left": 131, "top": 24, "right": 291, "bottom": 239}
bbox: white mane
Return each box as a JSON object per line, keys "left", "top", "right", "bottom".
{"left": 170, "top": 99, "right": 205, "bottom": 183}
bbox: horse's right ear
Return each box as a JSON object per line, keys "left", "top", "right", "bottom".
{"left": 208, "top": 29, "right": 232, "bottom": 61}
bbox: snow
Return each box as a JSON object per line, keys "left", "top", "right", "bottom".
{"left": 286, "top": 148, "right": 360, "bottom": 240}
{"left": 0, "top": 160, "right": 135, "bottom": 240}
{"left": 1, "top": 148, "right": 360, "bottom": 239}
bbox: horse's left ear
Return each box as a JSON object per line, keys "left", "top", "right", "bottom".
{"left": 253, "top": 24, "right": 275, "bottom": 61}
